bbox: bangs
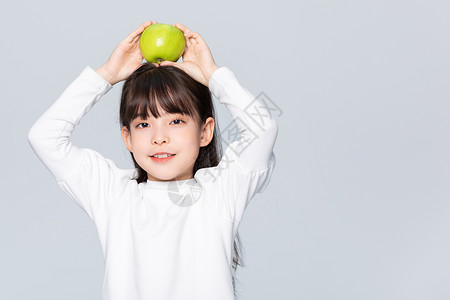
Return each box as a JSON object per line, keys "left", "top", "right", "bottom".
{"left": 126, "top": 69, "right": 200, "bottom": 123}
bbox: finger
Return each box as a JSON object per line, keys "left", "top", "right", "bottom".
{"left": 184, "top": 31, "right": 204, "bottom": 45}
{"left": 185, "top": 35, "right": 192, "bottom": 47}
{"left": 159, "top": 61, "right": 174, "bottom": 66}
{"left": 188, "top": 36, "right": 198, "bottom": 46}
{"left": 174, "top": 23, "right": 192, "bottom": 35}
{"left": 160, "top": 61, "right": 184, "bottom": 72}
{"left": 131, "top": 20, "right": 157, "bottom": 44}
{"left": 133, "top": 20, "right": 152, "bottom": 36}
{"left": 173, "top": 23, "right": 196, "bottom": 48}
{"left": 127, "top": 20, "right": 154, "bottom": 43}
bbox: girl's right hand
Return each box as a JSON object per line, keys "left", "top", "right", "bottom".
{"left": 96, "top": 20, "right": 157, "bottom": 85}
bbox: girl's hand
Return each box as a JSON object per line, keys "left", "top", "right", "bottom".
{"left": 97, "top": 20, "right": 157, "bottom": 85}
{"left": 160, "top": 24, "right": 219, "bottom": 87}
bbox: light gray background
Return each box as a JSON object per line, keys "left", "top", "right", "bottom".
{"left": 2, "top": 0, "right": 450, "bottom": 299}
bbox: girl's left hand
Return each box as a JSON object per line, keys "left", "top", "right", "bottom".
{"left": 160, "top": 24, "right": 219, "bottom": 87}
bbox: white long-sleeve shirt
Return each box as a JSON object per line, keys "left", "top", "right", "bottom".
{"left": 28, "top": 66, "right": 278, "bottom": 300}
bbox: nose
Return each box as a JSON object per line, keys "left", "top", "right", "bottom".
{"left": 152, "top": 132, "right": 170, "bottom": 145}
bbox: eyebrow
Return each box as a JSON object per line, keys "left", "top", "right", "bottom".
{"left": 132, "top": 114, "right": 148, "bottom": 121}
{"left": 133, "top": 112, "right": 188, "bottom": 121}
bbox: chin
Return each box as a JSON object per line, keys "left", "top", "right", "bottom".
{"left": 148, "top": 175, "right": 173, "bottom": 182}
{"left": 147, "top": 172, "right": 180, "bottom": 182}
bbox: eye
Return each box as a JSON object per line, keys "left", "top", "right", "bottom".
{"left": 170, "top": 119, "right": 185, "bottom": 125}
{"left": 136, "top": 122, "right": 150, "bottom": 128}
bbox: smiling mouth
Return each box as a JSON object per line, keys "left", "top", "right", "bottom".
{"left": 150, "top": 153, "right": 176, "bottom": 162}
{"left": 151, "top": 154, "right": 175, "bottom": 158}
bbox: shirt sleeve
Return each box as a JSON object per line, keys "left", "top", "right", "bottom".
{"left": 196, "top": 67, "right": 278, "bottom": 222}
{"left": 28, "top": 67, "right": 134, "bottom": 222}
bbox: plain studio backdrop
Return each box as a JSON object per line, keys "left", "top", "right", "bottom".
{"left": 2, "top": 0, "right": 450, "bottom": 299}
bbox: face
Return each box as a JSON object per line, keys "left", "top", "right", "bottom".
{"left": 122, "top": 107, "right": 215, "bottom": 182}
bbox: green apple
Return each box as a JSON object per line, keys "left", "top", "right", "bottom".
{"left": 139, "top": 23, "right": 186, "bottom": 64}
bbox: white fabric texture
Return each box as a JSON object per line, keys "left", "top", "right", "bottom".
{"left": 28, "top": 65, "right": 278, "bottom": 300}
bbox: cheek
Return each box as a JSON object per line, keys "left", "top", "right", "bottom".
{"left": 129, "top": 132, "right": 150, "bottom": 153}
{"left": 178, "top": 128, "right": 201, "bottom": 154}
{"left": 180, "top": 127, "right": 201, "bottom": 144}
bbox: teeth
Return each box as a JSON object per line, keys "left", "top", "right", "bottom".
{"left": 153, "top": 154, "right": 173, "bottom": 158}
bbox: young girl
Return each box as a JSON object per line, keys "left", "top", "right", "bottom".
{"left": 28, "top": 20, "right": 278, "bottom": 300}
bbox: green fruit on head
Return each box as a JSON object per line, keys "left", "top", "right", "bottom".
{"left": 139, "top": 23, "right": 186, "bottom": 64}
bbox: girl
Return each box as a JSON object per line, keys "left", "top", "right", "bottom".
{"left": 28, "top": 20, "right": 278, "bottom": 300}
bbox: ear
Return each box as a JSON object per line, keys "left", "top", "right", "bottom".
{"left": 121, "top": 126, "right": 133, "bottom": 152}
{"left": 199, "top": 117, "right": 215, "bottom": 147}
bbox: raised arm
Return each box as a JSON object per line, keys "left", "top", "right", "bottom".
{"left": 209, "top": 67, "right": 278, "bottom": 172}
{"left": 28, "top": 21, "right": 157, "bottom": 180}
{"left": 160, "top": 24, "right": 277, "bottom": 223}
{"left": 27, "top": 67, "right": 112, "bottom": 181}
{"left": 161, "top": 24, "right": 278, "bottom": 172}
